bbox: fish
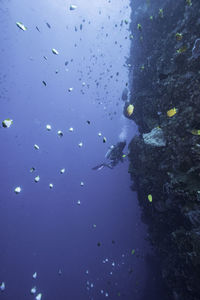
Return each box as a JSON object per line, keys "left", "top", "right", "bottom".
{"left": 92, "top": 163, "right": 113, "bottom": 171}
{"left": 46, "top": 22, "right": 51, "bottom": 28}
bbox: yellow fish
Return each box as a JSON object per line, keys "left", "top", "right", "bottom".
{"left": 127, "top": 104, "right": 134, "bottom": 116}
{"left": 148, "top": 194, "right": 152, "bottom": 202}
{"left": 175, "top": 33, "right": 183, "bottom": 41}
{"left": 167, "top": 107, "right": 177, "bottom": 117}
{"left": 191, "top": 129, "right": 200, "bottom": 135}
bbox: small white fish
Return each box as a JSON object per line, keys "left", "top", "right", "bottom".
{"left": 34, "top": 144, "right": 40, "bottom": 150}
{"left": 57, "top": 130, "right": 63, "bottom": 137}
{"left": 34, "top": 176, "right": 40, "bottom": 183}
{"left": 0, "top": 282, "right": 5, "bottom": 291}
{"left": 30, "top": 286, "right": 37, "bottom": 294}
{"left": 2, "top": 118, "right": 13, "bottom": 128}
{"left": 16, "top": 22, "right": 27, "bottom": 31}
{"left": 52, "top": 48, "right": 59, "bottom": 55}
{"left": 14, "top": 186, "right": 21, "bottom": 194}
{"left": 46, "top": 124, "right": 52, "bottom": 131}
{"left": 35, "top": 293, "right": 42, "bottom": 300}
{"left": 70, "top": 5, "right": 77, "bottom": 10}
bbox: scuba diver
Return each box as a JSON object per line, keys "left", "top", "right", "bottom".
{"left": 92, "top": 141, "right": 126, "bottom": 171}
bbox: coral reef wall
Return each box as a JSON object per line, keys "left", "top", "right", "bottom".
{"left": 127, "top": 0, "right": 200, "bottom": 299}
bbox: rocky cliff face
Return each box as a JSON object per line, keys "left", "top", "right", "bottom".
{"left": 127, "top": 0, "right": 200, "bottom": 299}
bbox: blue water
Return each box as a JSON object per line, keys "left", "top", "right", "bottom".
{"left": 0, "top": 0, "right": 166, "bottom": 299}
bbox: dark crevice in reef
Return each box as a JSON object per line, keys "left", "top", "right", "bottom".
{"left": 126, "top": 0, "right": 200, "bottom": 299}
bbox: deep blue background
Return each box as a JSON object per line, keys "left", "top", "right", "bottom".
{"left": 0, "top": 0, "right": 160, "bottom": 299}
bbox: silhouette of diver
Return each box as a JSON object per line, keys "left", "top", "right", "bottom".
{"left": 92, "top": 141, "right": 126, "bottom": 171}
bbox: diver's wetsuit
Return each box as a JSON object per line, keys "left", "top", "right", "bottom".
{"left": 92, "top": 141, "right": 126, "bottom": 170}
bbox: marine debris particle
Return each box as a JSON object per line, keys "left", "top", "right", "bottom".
{"left": 97, "top": 242, "right": 101, "bottom": 247}
{"left": 46, "top": 124, "right": 51, "bottom": 131}
{"left": 30, "top": 286, "right": 37, "bottom": 294}
{"left": 0, "top": 282, "right": 5, "bottom": 291}
{"left": 16, "top": 22, "right": 27, "bottom": 31}
{"left": 34, "top": 176, "right": 40, "bottom": 183}
{"left": 103, "top": 137, "right": 107, "bottom": 143}
{"left": 14, "top": 187, "right": 21, "bottom": 194}
{"left": 30, "top": 167, "right": 36, "bottom": 173}
{"left": 137, "top": 23, "right": 142, "bottom": 31}
{"left": 131, "top": 249, "right": 135, "bottom": 255}
{"left": 86, "top": 120, "right": 90, "bottom": 124}
{"left": 34, "top": 144, "right": 40, "bottom": 150}
{"left": 148, "top": 194, "right": 153, "bottom": 202}
{"left": 98, "top": 132, "right": 102, "bottom": 136}
{"left": 69, "top": 127, "right": 74, "bottom": 132}
{"left": 42, "top": 81, "right": 47, "bottom": 86}
{"left": 167, "top": 107, "right": 177, "bottom": 117}
{"left": 126, "top": 104, "right": 134, "bottom": 116}
{"left": 68, "top": 87, "right": 73, "bottom": 92}
{"left": 32, "top": 272, "right": 37, "bottom": 279}
{"left": 70, "top": 5, "right": 77, "bottom": 10}
{"left": 80, "top": 181, "right": 84, "bottom": 186}
{"left": 77, "top": 200, "right": 81, "bottom": 205}
{"left": 49, "top": 183, "right": 53, "bottom": 189}
{"left": 52, "top": 48, "right": 59, "bottom": 55}
{"left": 2, "top": 118, "right": 13, "bottom": 128}
{"left": 57, "top": 130, "right": 63, "bottom": 137}
{"left": 78, "top": 142, "right": 83, "bottom": 147}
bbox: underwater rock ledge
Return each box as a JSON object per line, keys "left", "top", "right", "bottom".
{"left": 127, "top": 0, "right": 200, "bottom": 299}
